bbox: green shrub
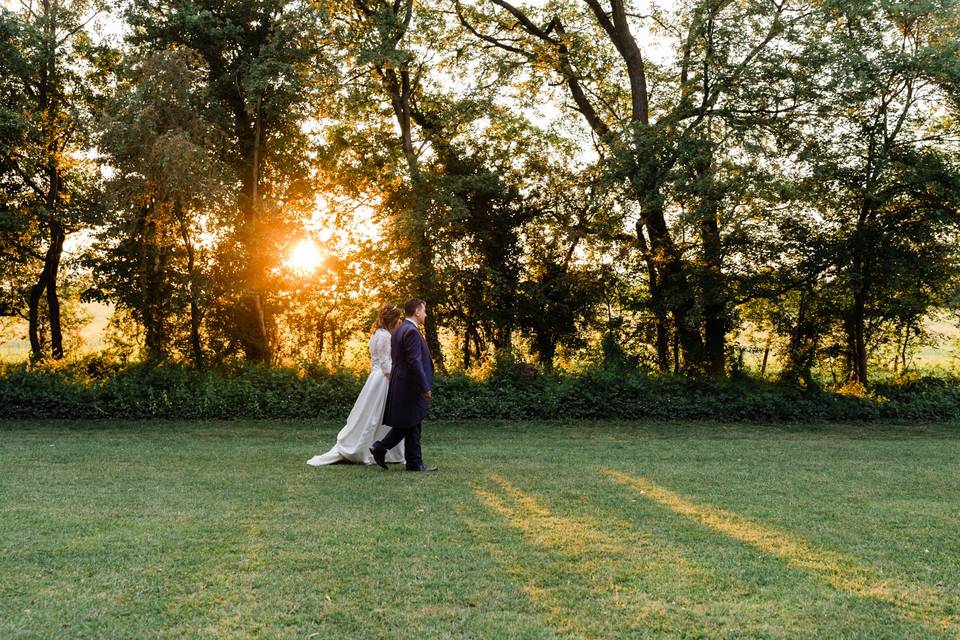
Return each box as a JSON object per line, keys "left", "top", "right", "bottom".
{"left": 1, "top": 361, "right": 959, "bottom": 422}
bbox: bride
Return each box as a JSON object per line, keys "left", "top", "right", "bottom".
{"left": 307, "top": 304, "right": 405, "bottom": 466}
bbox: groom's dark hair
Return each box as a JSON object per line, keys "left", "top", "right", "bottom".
{"left": 404, "top": 298, "right": 426, "bottom": 317}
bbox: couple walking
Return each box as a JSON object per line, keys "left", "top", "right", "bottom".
{"left": 307, "top": 299, "right": 438, "bottom": 472}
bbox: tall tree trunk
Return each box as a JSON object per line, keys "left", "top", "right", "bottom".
{"left": 186, "top": 257, "right": 203, "bottom": 369}
{"left": 760, "top": 334, "right": 771, "bottom": 377}
{"left": 847, "top": 190, "right": 873, "bottom": 385}
{"left": 45, "top": 221, "right": 65, "bottom": 359}
{"left": 785, "top": 289, "right": 817, "bottom": 386}
{"left": 845, "top": 291, "right": 868, "bottom": 384}
{"left": 898, "top": 319, "right": 911, "bottom": 375}
{"left": 697, "top": 158, "right": 727, "bottom": 378}
{"left": 27, "top": 221, "right": 66, "bottom": 360}
{"left": 844, "top": 145, "right": 881, "bottom": 386}
{"left": 654, "top": 313, "right": 670, "bottom": 373}
{"left": 589, "top": 2, "right": 703, "bottom": 370}
{"left": 633, "top": 184, "right": 705, "bottom": 372}
{"left": 542, "top": 341, "right": 556, "bottom": 372}
{"left": 703, "top": 302, "right": 725, "bottom": 376}
{"left": 141, "top": 206, "right": 166, "bottom": 362}
{"left": 28, "top": 1, "right": 66, "bottom": 361}
{"left": 238, "top": 94, "right": 270, "bottom": 363}
{"left": 27, "top": 270, "right": 49, "bottom": 361}
{"left": 672, "top": 323, "right": 681, "bottom": 374}
{"left": 635, "top": 222, "right": 669, "bottom": 371}
{"left": 634, "top": 190, "right": 704, "bottom": 371}
{"left": 174, "top": 198, "right": 204, "bottom": 369}
{"left": 493, "top": 322, "right": 512, "bottom": 353}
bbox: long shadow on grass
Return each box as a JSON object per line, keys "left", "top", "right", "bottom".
{"left": 603, "top": 468, "right": 959, "bottom": 638}
{"left": 464, "top": 472, "right": 943, "bottom": 639}
{"left": 461, "top": 473, "right": 746, "bottom": 638}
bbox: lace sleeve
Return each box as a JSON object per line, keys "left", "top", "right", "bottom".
{"left": 376, "top": 331, "right": 392, "bottom": 375}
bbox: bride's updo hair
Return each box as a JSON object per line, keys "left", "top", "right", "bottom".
{"left": 371, "top": 303, "right": 402, "bottom": 335}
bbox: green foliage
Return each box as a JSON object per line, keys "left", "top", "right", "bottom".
{"left": 0, "top": 359, "right": 362, "bottom": 420}
{"left": 124, "top": 0, "right": 331, "bottom": 363}
{"left": 0, "top": 0, "right": 106, "bottom": 360}
{"left": 2, "top": 0, "right": 960, "bottom": 385}
{"left": 3, "top": 360, "right": 959, "bottom": 422}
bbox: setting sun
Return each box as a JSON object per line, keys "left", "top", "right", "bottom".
{"left": 286, "top": 239, "right": 323, "bottom": 274}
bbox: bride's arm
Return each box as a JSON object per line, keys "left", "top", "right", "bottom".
{"left": 377, "top": 332, "right": 392, "bottom": 377}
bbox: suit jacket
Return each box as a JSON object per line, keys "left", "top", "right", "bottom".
{"left": 382, "top": 319, "right": 434, "bottom": 430}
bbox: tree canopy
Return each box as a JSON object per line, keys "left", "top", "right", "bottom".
{"left": 1, "top": 0, "right": 958, "bottom": 385}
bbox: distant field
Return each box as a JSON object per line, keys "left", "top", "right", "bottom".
{"left": 2, "top": 419, "right": 958, "bottom": 639}
{"left": 738, "top": 318, "right": 959, "bottom": 375}
{"left": 0, "top": 301, "right": 112, "bottom": 362}
{"left": 3, "top": 305, "right": 958, "bottom": 374}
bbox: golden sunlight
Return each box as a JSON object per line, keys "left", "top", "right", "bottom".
{"left": 286, "top": 238, "right": 323, "bottom": 274}
{"left": 602, "top": 468, "right": 960, "bottom": 634}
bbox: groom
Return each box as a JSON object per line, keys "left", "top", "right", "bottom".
{"left": 370, "top": 298, "right": 438, "bottom": 472}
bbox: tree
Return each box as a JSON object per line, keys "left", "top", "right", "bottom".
{"left": 126, "top": 0, "right": 329, "bottom": 362}
{"left": 0, "top": 0, "right": 105, "bottom": 360}
{"left": 456, "top": 0, "right": 822, "bottom": 376}
{"left": 797, "top": 0, "right": 960, "bottom": 384}
{"left": 90, "top": 49, "right": 223, "bottom": 366}
{"left": 428, "top": 110, "right": 554, "bottom": 361}
{"left": 327, "top": 0, "right": 459, "bottom": 371}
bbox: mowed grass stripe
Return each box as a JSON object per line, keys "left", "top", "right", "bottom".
{"left": 2, "top": 419, "right": 959, "bottom": 638}
{"left": 604, "top": 468, "right": 960, "bottom": 636}
{"left": 456, "top": 506, "right": 592, "bottom": 639}
{"left": 468, "top": 473, "right": 761, "bottom": 638}
{"left": 467, "top": 470, "right": 941, "bottom": 639}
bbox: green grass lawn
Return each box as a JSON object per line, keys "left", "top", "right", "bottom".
{"left": 1, "top": 419, "right": 959, "bottom": 639}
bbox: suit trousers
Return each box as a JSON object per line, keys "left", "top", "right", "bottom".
{"left": 376, "top": 423, "right": 422, "bottom": 470}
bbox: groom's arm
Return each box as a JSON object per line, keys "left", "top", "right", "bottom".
{"left": 402, "top": 328, "right": 432, "bottom": 396}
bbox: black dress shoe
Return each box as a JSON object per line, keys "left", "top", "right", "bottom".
{"left": 406, "top": 464, "right": 438, "bottom": 472}
{"left": 370, "top": 446, "right": 388, "bottom": 470}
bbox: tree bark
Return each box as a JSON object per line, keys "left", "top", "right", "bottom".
{"left": 27, "top": 1, "right": 67, "bottom": 361}
{"left": 846, "top": 172, "right": 875, "bottom": 385}
{"left": 898, "top": 320, "right": 911, "bottom": 374}
{"left": 45, "top": 221, "right": 65, "bottom": 359}
{"left": 845, "top": 292, "right": 868, "bottom": 384}
{"left": 542, "top": 341, "right": 556, "bottom": 372}
{"left": 640, "top": 187, "right": 705, "bottom": 371}
{"left": 238, "top": 93, "right": 270, "bottom": 363}
{"left": 141, "top": 205, "right": 166, "bottom": 362}
{"left": 696, "top": 156, "right": 727, "bottom": 378}
{"left": 760, "top": 335, "right": 771, "bottom": 377}
{"left": 28, "top": 271, "right": 49, "bottom": 361}
{"left": 634, "top": 222, "right": 669, "bottom": 371}
{"left": 585, "top": 1, "right": 705, "bottom": 371}
{"left": 174, "top": 198, "right": 204, "bottom": 369}
{"left": 27, "top": 221, "right": 65, "bottom": 360}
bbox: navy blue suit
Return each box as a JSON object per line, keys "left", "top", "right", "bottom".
{"left": 376, "top": 319, "right": 434, "bottom": 469}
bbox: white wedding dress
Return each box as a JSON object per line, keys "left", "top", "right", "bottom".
{"left": 307, "top": 329, "right": 405, "bottom": 466}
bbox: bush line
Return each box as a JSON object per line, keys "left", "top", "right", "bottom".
{"left": 2, "top": 361, "right": 960, "bottom": 422}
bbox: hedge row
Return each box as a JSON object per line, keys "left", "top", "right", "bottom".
{"left": 2, "top": 362, "right": 959, "bottom": 422}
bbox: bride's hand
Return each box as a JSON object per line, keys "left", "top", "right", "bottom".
{"left": 385, "top": 372, "right": 391, "bottom": 379}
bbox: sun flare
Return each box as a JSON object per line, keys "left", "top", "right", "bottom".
{"left": 286, "top": 239, "right": 323, "bottom": 274}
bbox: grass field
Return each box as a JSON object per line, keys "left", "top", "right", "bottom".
{"left": 1, "top": 419, "right": 959, "bottom": 639}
